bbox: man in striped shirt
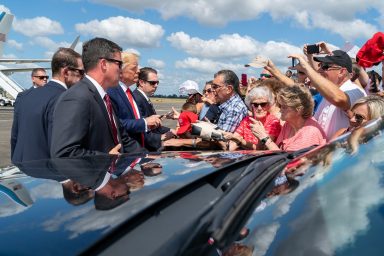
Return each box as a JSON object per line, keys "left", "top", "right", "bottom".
{"left": 212, "top": 70, "right": 248, "bottom": 133}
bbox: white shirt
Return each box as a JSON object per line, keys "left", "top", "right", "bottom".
{"left": 51, "top": 78, "right": 67, "bottom": 90}
{"left": 314, "top": 79, "right": 366, "bottom": 140}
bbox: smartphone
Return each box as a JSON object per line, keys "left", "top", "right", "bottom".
{"left": 307, "top": 44, "right": 320, "bottom": 54}
{"left": 241, "top": 73, "right": 248, "bottom": 86}
{"left": 291, "top": 57, "right": 298, "bottom": 67}
{"left": 160, "top": 111, "right": 173, "bottom": 119}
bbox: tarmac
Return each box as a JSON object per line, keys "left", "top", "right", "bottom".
{"left": 0, "top": 99, "right": 183, "bottom": 168}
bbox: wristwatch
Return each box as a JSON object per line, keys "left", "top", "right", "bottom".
{"left": 260, "top": 136, "right": 270, "bottom": 145}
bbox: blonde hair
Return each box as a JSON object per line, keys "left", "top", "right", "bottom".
{"left": 277, "top": 84, "right": 314, "bottom": 119}
{"left": 121, "top": 52, "right": 139, "bottom": 69}
{"left": 352, "top": 95, "right": 384, "bottom": 120}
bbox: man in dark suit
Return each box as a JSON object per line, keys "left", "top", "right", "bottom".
{"left": 51, "top": 37, "right": 145, "bottom": 158}
{"left": 107, "top": 52, "right": 162, "bottom": 150}
{"left": 133, "top": 67, "right": 175, "bottom": 151}
{"left": 11, "top": 48, "right": 84, "bottom": 163}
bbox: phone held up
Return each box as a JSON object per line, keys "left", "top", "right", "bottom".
{"left": 241, "top": 74, "right": 248, "bottom": 87}
{"left": 291, "top": 57, "right": 298, "bottom": 67}
{"left": 307, "top": 44, "right": 320, "bottom": 55}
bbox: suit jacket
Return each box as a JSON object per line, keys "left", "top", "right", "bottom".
{"left": 50, "top": 77, "right": 145, "bottom": 158}
{"left": 132, "top": 89, "right": 170, "bottom": 151}
{"left": 107, "top": 85, "right": 145, "bottom": 146}
{"left": 11, "top": 81, "right": 66, "bottom": 163}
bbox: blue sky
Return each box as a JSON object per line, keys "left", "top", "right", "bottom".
{"left": 1, "top": 0, "right": 383, "bottom": 95}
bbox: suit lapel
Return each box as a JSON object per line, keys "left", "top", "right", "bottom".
{"left": 117, "top": 85, "right": 135, "bottom": 117}
{"left": 85, "top": 78, "right": 117, "bottom": 144}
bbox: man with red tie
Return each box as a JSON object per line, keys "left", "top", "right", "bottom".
{"left": 51, "top": 38, "right": 145, "bottom": 158}
{"left": 107, "top": 52, "right": 163, "bottom": 151}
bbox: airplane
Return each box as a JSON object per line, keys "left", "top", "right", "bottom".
{"left": 0, "top": 11, "right": 79, "bottom": 99}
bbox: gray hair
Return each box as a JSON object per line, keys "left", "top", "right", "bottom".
{"left": 352, "top": 95, "right": 384, "bottom": 120}
{"left": 244, "top": 86, "right": 274, "bottom": 110}
{"left": 214, "top": 70, "right": 239, "bottom": 94}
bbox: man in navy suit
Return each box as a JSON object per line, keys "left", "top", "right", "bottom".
{"left": 11, "top": 47, "right": 84, "bottom": 163}
{"left": 51, "top": 38, "right": 145, "bottom": 158}
{"left": 133, "top": 67, "right": 175, "bottom": 151}
{"left": 108, "top": 52, "right": 163, "bottom": 151}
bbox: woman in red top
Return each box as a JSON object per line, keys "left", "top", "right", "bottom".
{"left": 224, "top": 86, "right": 281, "bottom": 150}
{"left": 251, "top": 84, "right": 326, "bottom": 151}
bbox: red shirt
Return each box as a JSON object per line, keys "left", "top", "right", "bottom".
{"left": 276, "top": 117, "right": 327, "bottom": 151}
{"left": 235, "top": 114, "right": 281, "bottom": 145}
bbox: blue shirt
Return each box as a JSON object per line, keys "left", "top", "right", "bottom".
{"left": 217, "top": 94, "right": 248, "bottom": 132}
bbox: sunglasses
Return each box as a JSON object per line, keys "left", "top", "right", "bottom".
{"left": 320, "top": 63, "right": 342, "bottom": 71}
{"left": 260, "top": 74, "right": 272, "bottom": 79}
{"left": 33, "top": 75, "right": 49, "bottom": 80}
{"left": 68, "top": 66, "right": 85, "bottom": 76}
{"left": 100, "top": 57, "right": 123, "bottom": 69}
{"left": 352, "top": 113, "right": 366, "bottom": 124}
{"left": 252, "top": 102, "right": 269, "bottom": 108}
{"left": 143, "top": 80, "right": 159, "bottom": 86}
{"left": 203, "top": 88, "right": 213, "bottom": 94}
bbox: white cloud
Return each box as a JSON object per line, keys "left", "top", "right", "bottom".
{"left": 94, "top": 0, "right": 383, "bottom": 40}
{"left": 0, "top": 5, "right": 11, "bottom": 14}
{"left": 30, "top": 36, "right": 83, "bottom": 58}
{"left": 168, "top": 32, "right": 260, "bottom": 59}
{"left": 75, "top": 16, "right": 164, "bottom": 48}
{"left": 30, "top": 181, "right": 63, "bottom": 199}
{"left": 169, "top": 32, "right": 302, "bottom": 72}
{"left": 7, "top": 39, "right": 23, "bottom": 51}
{"left": 311, "top": 12, "right": 378, "bottom": 41}
{"left": 147, "top": 58, "right": 165, "bottom": 69}
{"left": 13, "top": 17, "right": 64, "bottom": 37}
{"left": 175, "top": 57, "right": 244, "bottom": 74}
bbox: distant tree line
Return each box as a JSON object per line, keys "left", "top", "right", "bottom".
{"left": 153, "top": 94, "right": 187, "bottom": 99}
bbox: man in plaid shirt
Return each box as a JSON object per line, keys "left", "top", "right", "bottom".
{"left": 212, "top": 70, "right": 248, "bottom": 132}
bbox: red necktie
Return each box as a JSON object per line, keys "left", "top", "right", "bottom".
{"left": 126, "top": 88, "right": 145, "bottom": 146}
{"left": 104, "top": 94, "right": 119, "bottom": 145}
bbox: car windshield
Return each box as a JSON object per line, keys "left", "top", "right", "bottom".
{"left": 221, "top": 120, "right": 384, "bottom": 256}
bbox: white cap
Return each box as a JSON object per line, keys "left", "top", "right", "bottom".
{"left": 179, "top": 80, "right": 202, "bottom": 95}
{"left": 245, "top": 56, "right": 269, "bottom": 68}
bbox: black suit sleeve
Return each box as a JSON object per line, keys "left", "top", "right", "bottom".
{"left": 51, "top": 93, "right": 106, "bottom": 157}
{"left": 119, "top": 122, "right": 148, "bottom": 154}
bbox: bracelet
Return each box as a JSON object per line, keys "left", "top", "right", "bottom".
{"left": 192, "top": 138, "right": 196, "bottom": 148}
{"left": 260, "top": 136, "right": 270, "bottom": 145}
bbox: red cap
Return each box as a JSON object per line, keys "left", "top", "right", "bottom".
{"left": 177, "top": 111, "right": 198, "bottom": 135}
{"left": 356, "top": 32, "right": 384, "bottom": 68}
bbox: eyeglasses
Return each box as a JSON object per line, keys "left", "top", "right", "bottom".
{"left": 352, "top": 112, "right": 366, "bottom": 124}
{"left": 68, "top": 66, "right": 85, "bottom": 77}
{"left": 252, "top": 102, "right": 269, "bottom": 108}
{"left": 320, "top": 63, "right": 342, "bottom": 71}
{"left": 260, "top": 74, "right": 272, "bottom": 79}
{"left": 211, "top": 83, "right": 225, "bottom": 90}
{"left": 297, "top": 71, "right": 306, "bottom": 75}
{"left": 33, "top": 75, "right": 49, "bottom": 80}
{"left": 143, "top": 80, "right": 159, "bottom": 86}
{"left": 100, "top": 58, "right": 123, "bottom": 69}
{"left": 203, "top": 88, "right": 213, "bottom": 94}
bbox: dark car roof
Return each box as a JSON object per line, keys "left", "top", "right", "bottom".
{"left": 0, "top": 150, "right": 263, "bottom": 255}
{"left": 231, "top": 118, "right": 384, "bottom": 256}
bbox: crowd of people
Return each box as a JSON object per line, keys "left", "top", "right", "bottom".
{"left": 10, "top": 36, "right": 384, "bottom": 164}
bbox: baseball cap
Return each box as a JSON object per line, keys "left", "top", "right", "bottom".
{"left": 179, "top": 80, "right": 202, "bottom": 96}
{"left": 177, "top": 111, "right": 198, "bottom": 135}
{"left": 313, "top": 50, "right": 352, "bottom": 73}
